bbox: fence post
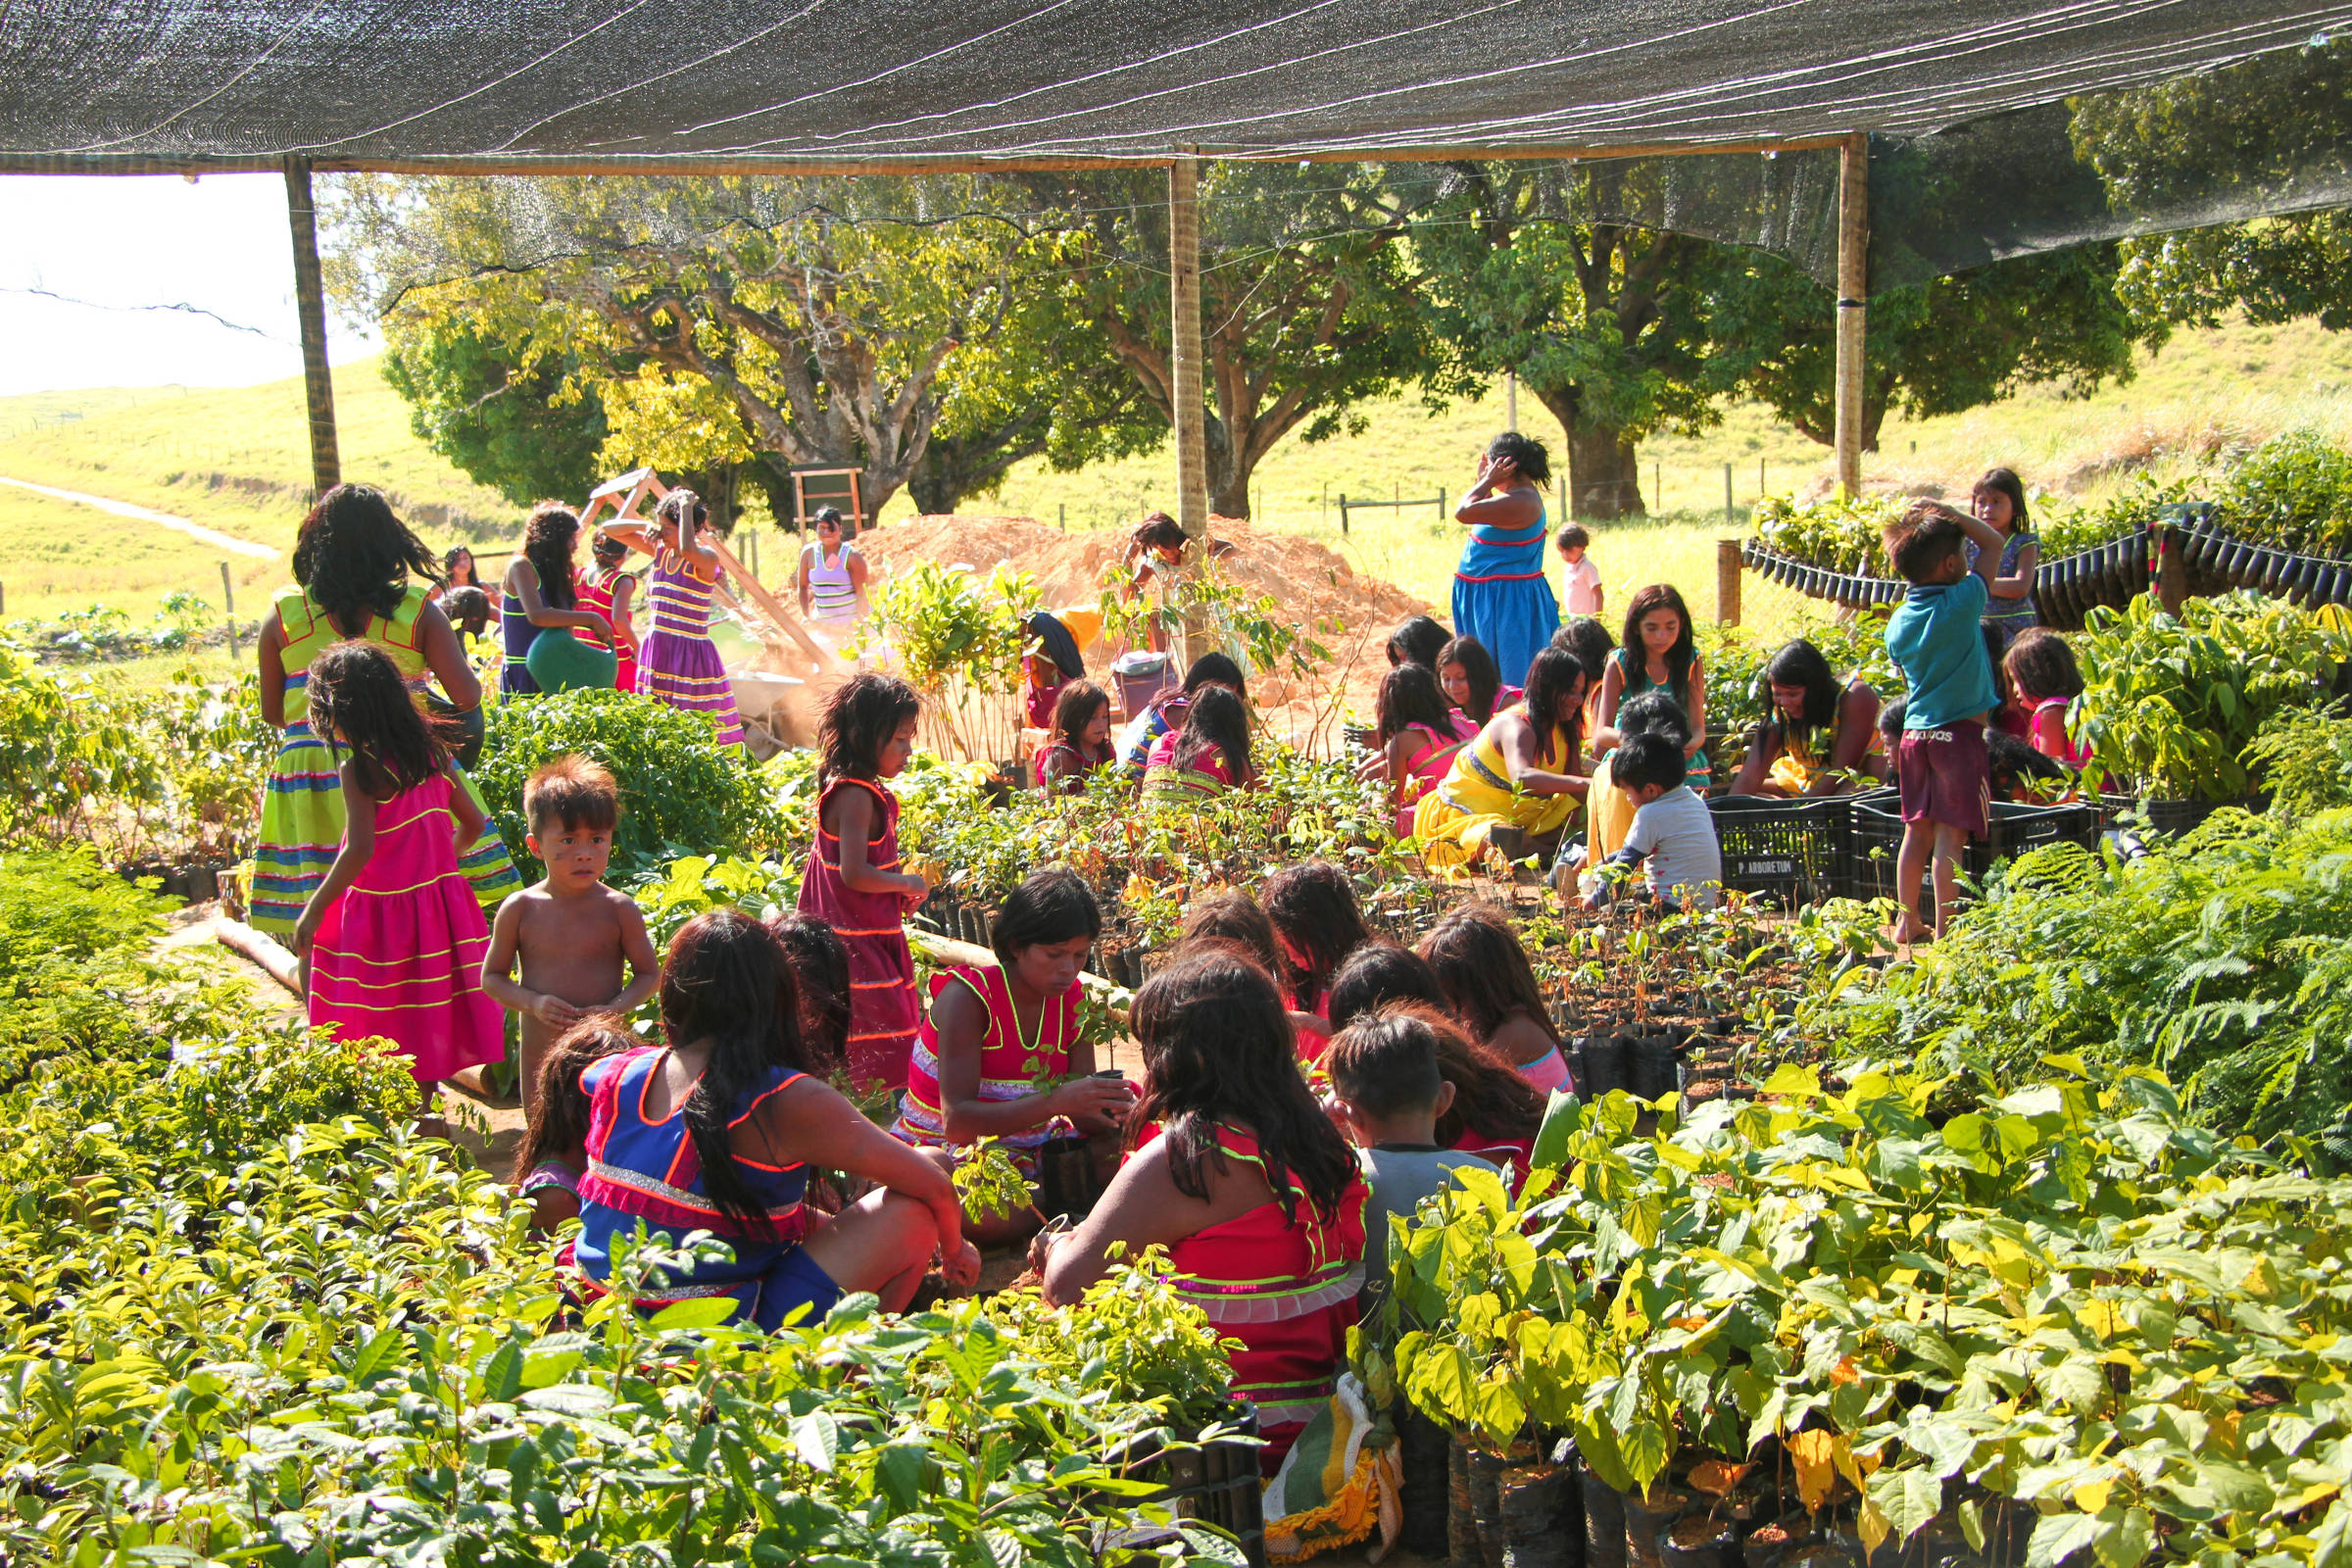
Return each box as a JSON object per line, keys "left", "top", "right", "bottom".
{"left": 1654, "top": 463, "right": 1661, "bottom": 513}
{"left": 1339, "top": 494, "right": 1348, "bottom": 536}
{"left": 2156, "top": 523, "right": 2187, "bottom": 615}
{"left": 1438, "top": 487, "right": 1446, "bottom": 520}
{"left": 1716, "top": 540, "right": 1743, "bottom": 628}
{"left": 220, "top": 561, "right": 237, "bottom": 654}
{"left": 1723, "top": 464, "right": 1735, "bottom": 525}
{"left": 1059, "top": 503, "right": 1066, "bottom": 533}
{"left": 1760, "top": 457, "right": 1767, "bottom": 497}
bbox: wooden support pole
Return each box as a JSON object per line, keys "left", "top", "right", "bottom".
{"left": 283, "top": 158, "right": 340, "bottom": 500}
{"left": 1834, "top": 130, "right": 1870, "bottom": 502}
{"left": 1717, "top": 540, "right": 1743, "bottom": 627}
{"left": 1168, "top": 153, "right": 1209, "bottom": 662}
{"left": 220, "top": 560, "right": 237, "bottom": 654}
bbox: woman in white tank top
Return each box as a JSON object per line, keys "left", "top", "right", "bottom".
{"left": 797, "top": 508, "right": 868, "bottom": 625}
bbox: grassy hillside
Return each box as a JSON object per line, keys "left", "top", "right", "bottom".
{"left": 3, "top": 316, "right": 2349, "bottom": 633}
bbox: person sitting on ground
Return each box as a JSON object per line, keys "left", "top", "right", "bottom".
{"left": 1175, "top": 890, "right": 1329, "bottom": 1051}
{"left": 1117, "top": 651, "right": 1248, "bottom": 774}
{"left": 2004, "top": 629, "right": 2090, "bottom": 771}
{"left": 1416, "top": 904, "right": 1572, "bottom": 1093}
{"left": 1596, "top": 584, "right": 1708, "bottom": 790}
{"left": 1262, "top": 860, "right": 1375, "bottom": 1026}
{"left": 1386, "top": 613, "right": 1452, "bottom": 672}
{"left": 1583, "top": 730, "right": 1725, "bottom": 912}
{"left": 1036, "top": 679, "right": 1116, "bottom": 796}
{"left": 1731, "top": 639, "right": 1885, "bottom": 798}
{"left": 1325, "top": 945, "right": 1547, "bottom": 1187}
{"left": 513, "top": 1015, "right": 639, "bottom": 1237}
{"left": 894, "top": 868, "right": 1134, "bottom": 1241}
{"left": 1360, "top": 662, "right": 1469, "bottom": 835}
{"left": 1579, "top": 688, "right": 1691, "bottom": 873}
{"left": 1985, "top": 620, "right": 2031, "bottom": 740}
{"left": 1882, "top": 499, "right": 2008, "bottom": 942}
{"left": 1879, "top": 692, "right": 2059, "bottom": 804}
{"left": 1037, "top": 948, "right": 1368, "bottom": 1472}
{"left": 769, "top": 912, "right": 853, "bottom": 1073}
{"left": 479, "top": 756, "right": 663, "bottom": 1120}
{"left": 1140, "top": 684, "right": 1254, "bottom": 807}
{"left": 1552, "top": 613, "right": 1616, "bottom": 739}
{"left": 1326, "top": 1005, "right": 1501, "bottom": 1312}
{"left": 1411, "top": 646, "right": 1592, "bottom": 874}
{"left": 573, "top": 909, "right": 980, "bottom": 1325}
{"left": 1438, "top": 634, "right": 1520, "bottom": 731}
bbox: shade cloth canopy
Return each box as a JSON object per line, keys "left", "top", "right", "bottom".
{"left": 5, "top": 0, "right": 2348, "bottom": 171}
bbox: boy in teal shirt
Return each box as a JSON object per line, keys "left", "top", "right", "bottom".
{"left": 1882, "top": 500, "right": 2009, "bottom": 943}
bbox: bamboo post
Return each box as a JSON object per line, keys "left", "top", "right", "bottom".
{"left": 1168, "top": 153, "right": 1209, "bottom": 662}
{"left": 219, "top": 560, "right": 236, "bottom": 654}
{"left": 1716, "top": 540, "right": 1742, "bottom": 627}
{"left": 283, "top": 158, "right": 340, "bottom": 499}
{"left": 1505, "top": 368, "right": 1517, "bottom": 430}
{"left": 1724, "top": 463, "right": 1735, "bottom": 524}
{"left": 1834, "top": 130, "right": 1870, "bottom": 501}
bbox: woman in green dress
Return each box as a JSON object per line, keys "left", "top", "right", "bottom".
{"left": 250, "top": 485, "right": 521, "bottom": 935}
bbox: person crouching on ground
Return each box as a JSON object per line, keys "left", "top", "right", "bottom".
{"left": 893, "top": 867, "right": 1135, "bottom": 1243}
{"left": 1579, "top": 730, "right": 1724, "bottom": 911}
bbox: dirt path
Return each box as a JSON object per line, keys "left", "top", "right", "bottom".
{"left": 0, "top": 474, "right": 279, "bottom": 559}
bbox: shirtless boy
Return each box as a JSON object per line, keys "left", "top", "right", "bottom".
{"left": 480, "top": 756, "right": 662, "bottom": 1114}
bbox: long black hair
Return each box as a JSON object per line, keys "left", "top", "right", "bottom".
{"left": 1419, "top": 1005, "right": 1546, "bottom": 1148}
{"left": 991, "top": 867, "right": 1102, "bottom": 968}
{"left": 1176, "top": 891, "right": 1284, "bottom": 980}
{"left": 818, "top": 673, "right": 921, "bottom": 784}
{"left": 1172, "top": 684, "right": 1251, "bottom": 783}
{"left": 513, "top": 1015, "right": 640, "bottom": 1182}
{"left": 1520, "top": 647, "right": 1589, "bottom": 767}
{"left": 1438, "top": 634, "right": 1505, "bottom": 723}
{"left": 1326, "top": 942, "right": 1448, "bottom": 1031}
{"left": 1386, "top": 615, "right": 1450, "bottom": 671}
{"left": 1552, "top": 615, "right": 1615, "bottom": 685}
{"left": 1180, "top": 651, "right": 1248, "bottom": 701}
{"left": 1417, "top": 904, "right": 1561, "bottom": 1057}
{"left": 1615, "top": 688, "right": 1692, "bottom": 749}
{"left": 1620, "top": 585, "right": 1697, "bottom": 708}
{"left": 1261, "top": 860, "right": 1372, "bottom": 1016}
{"left": 304, "top": 640, "right": 450, "bottom": 797}
{"left": 661, "top": 909, "right": 815, "bottom": 1235}
{"left": 1376, "top": 662, "right": 1454, "bottom": 745}
{"left": 1127, "top": 948, "right": 1358, "bottom": 1226}
{"left": 1762, "top": 639, "right": 1840, "bottom": 754}
{"left": 769, "top": 912, "right": 850, "bottom": 1078}
{"left": 657, "top": 487, "right": 709, "bottom": 541}
{"left": 292, "top": 485, "right": 440, "bottom": 638}
{"left": 1052, "top": 679, "right": 1111, "bottom": 757}
{"left": 521, "top": 501, "right": 581, "bottom": 611}
{"left": 1973, "top": 467, "right": 2032, "bottom": 533}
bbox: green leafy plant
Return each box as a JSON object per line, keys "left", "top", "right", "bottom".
{"left": 473, "top": 685, "right": 789, "bottom": 879}
{"left": 2244, "top": 702, "right": 2352, "bottom": 813}
{"left": 2075, "top": 590, "right": 2350, "bottom": 800}
{"left": 854, "top": 560, "right": 1042, "bottom": 762}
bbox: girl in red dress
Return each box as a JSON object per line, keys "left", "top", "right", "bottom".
{"left": 796, "top": 675, "right": 928, "bottom": 1090}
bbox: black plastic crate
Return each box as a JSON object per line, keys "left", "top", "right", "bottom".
{"left": 1847, "top": 789, "right": 2100, "bottom": 905}
{"left": 1706, "top": 794, "right": 1848, "bottom": 906}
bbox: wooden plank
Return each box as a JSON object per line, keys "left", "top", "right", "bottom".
{"left": 702, "top": 532, "right": 840, "bottom": 673}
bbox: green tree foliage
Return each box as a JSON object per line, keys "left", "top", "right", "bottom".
{"left": 328, "top": 175, "right": 1159, "bottom": 519}
{"left": 1415, "top": 162, "right": 1713, "bottom": 519}
{"left": 377, "top": 319, "right": 611, "bottom": 508}
{"left": 1700, "top": 244, "right": 2161, "bottom": 453}
{"left": 1040, "top": 163, "right": 1459, "bottom": 518}
{"left": 2070, "top": 37, "right": 2352, "bottom": 330}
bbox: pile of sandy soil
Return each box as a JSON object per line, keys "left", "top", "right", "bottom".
{"left": 858, "top": 514, "right": 1433, "bottom": 745}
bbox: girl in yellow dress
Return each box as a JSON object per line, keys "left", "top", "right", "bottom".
{"left": 1412, "top": 647, "right": 1592, "bottom": 875}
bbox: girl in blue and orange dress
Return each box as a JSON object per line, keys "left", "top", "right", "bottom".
{"left": 1450, "top": 433, "right": 1561, "bottom": 690}
{"left": 603, "top": 488, "right": 745, "bottom": 745}
{"left": 894, "top": 868, "right": 1136, "bottom": 1239}
{"left": 1036, "top": 947, "right": 1368, "bottom": 1473}
{"left": 571, "top": 909, "right": 978, "bottom": 1327}
{"left": 290, "top": 641, "right": 507, "bottom": 1131}
{"left": 796, "top": 674, "right": 929, "bottom": 1091}
{"left": 253, "top": 484, "right": 520, "bottom": 936}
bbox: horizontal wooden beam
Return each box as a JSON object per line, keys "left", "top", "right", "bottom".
{"left": 0, "top": 133, "right": 1853, "bottom": 179}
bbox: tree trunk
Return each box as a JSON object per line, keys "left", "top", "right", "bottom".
{"left": 1564, "top": 425, "right": 1645, "bottom": 520}
{"left": 905, "top": 459, "right": 959, "bottom": 517}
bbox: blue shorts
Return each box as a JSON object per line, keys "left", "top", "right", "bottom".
{"left": 744, "top": 1244, "right": 844, "bottom": 1333}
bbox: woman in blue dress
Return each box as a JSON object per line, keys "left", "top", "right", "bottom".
{"left": 1450, "top": 433, "right": 1560, "bottom": 690}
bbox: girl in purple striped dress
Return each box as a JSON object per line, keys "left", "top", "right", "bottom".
{"left": 603, "top": 489, "right": 744, "bottom": 746}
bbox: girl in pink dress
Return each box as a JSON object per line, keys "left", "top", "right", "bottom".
{"left": 291, "top": 640, "right": 506, "bottom": 1128}
{"left": 1368, "top": 662, "right": 1470, "bottom": 838}
{"left": 796, "top": 675, "right": 928, "bottom": 1091}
